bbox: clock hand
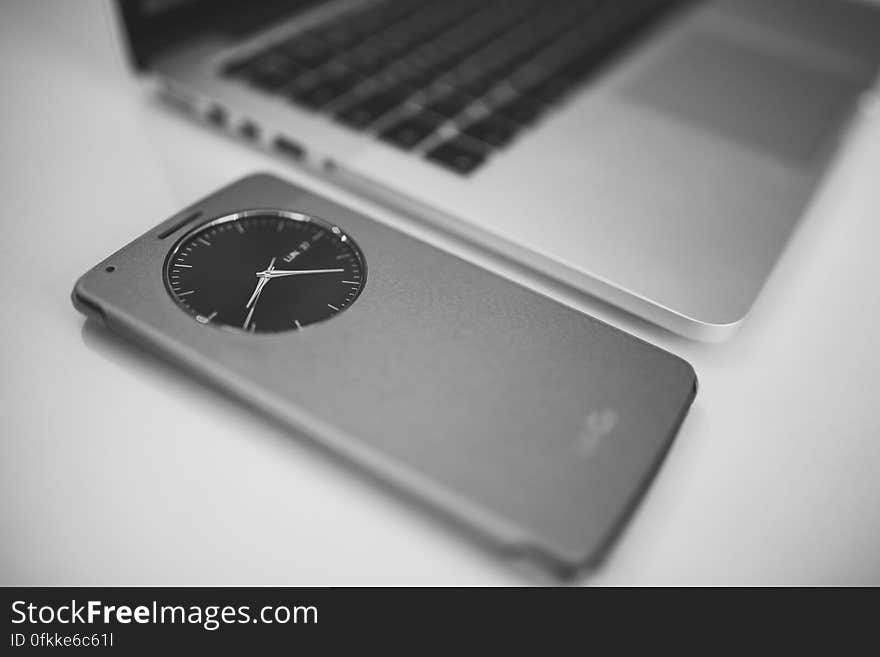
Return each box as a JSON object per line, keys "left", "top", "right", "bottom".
{"left": 246, "top": 257, "right": 276, "bottom": 309}
{"left": 242, "top": 297, "right": 261, "bottom": 331}
{"left": 245, "top": 276, "right": 269, "bottom": 310}
{"left": 255, "top": 267, "right": 345, "bottom": 279}
{"left": 243, "top": 257, "right": 276, "bottom": 330}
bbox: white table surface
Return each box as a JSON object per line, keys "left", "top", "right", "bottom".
{"left": 2, "top": 0, "right": 879, "bottom": 586}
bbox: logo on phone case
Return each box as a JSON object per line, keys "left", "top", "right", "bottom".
{"left": 576, "top": 408, "right": 619, "bottom": 457}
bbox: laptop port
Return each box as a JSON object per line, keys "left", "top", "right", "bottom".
{"left": 238, "top": 121, "right": 260, "bottom": 141}
{"left": 273, "top": 136, "right": 305, "bottom": 161}
{"left": 158, "top": 85, "right": 197, "bottom": 116}
{"left": 206, "top": 106, "right": 227, "bottom": 128}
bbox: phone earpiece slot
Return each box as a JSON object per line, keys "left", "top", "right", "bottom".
{"left": 158, "top": 211, "right": 203, "bottom": 240}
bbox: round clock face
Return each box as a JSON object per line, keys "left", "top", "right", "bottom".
{"left": 165, "top": 210, "right": 366, "bottom": 333}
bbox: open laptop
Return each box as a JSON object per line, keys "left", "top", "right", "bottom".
{"left": 115, "top": 0, "right": 880, "bottom": 340}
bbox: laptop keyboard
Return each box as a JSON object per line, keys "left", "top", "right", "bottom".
{"left": 221, "top": 0, "right": 685, "bottom": 175}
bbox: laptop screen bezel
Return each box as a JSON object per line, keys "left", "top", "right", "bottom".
{"left": 115, "top": 0, "right": 321, "bottom": 71}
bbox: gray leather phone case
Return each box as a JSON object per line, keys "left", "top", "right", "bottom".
{"left": 72, "top": 173, "right": 696, "bottom": 578}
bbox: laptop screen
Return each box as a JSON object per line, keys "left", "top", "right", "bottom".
{"left": 117, "top": 0, "right": 322, "bottom": 70}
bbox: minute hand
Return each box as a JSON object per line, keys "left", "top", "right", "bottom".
{"left": 256, "top": 267, "right": 345, "bottom": 279}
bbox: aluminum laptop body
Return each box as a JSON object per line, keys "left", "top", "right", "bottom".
{"left": 116, "top": 0, "right": 880, "bottom": 340}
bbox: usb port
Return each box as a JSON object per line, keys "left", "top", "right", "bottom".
{"left": 206, "top": 106, "right": 227, "bottom": 128}
{"left": 238, "top": 121, "right": 260, "bottom": 141}
{"left": 273, "top": 136, "right": 305, "bottom": 161}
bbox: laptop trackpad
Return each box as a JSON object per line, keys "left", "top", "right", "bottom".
{"left": 625, "top": 35, "right": 859, "bottom": 163}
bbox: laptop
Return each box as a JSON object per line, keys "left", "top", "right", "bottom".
{"left": 115, "top": 0, "right": 880, "bottom": 340}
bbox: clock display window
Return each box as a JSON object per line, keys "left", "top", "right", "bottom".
{"left": 164, "top": 210, "right": 366, "bottom": 333}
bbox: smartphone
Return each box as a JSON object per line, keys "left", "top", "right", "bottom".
{"left": 72, "top": 173, "right": 696, "bottom": 578}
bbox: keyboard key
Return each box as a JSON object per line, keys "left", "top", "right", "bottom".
{"left": 280, "top": 37, "right": 332, "bottom": 68}
{"left": 292, "top": 69, "right": 361, "bottom": 108}
{"left": 225, "top": 51, "right": 305, "bottom": 91}
{"left": 247, "top": 67, "right": 299, "bottom": 92}
{"left": 519, "top": 76, "right": 573, "bottom": 105}
{"left": 424, "top": 91, "right": 474, "bottom": 118}
{"left": 441, "top": 67, "right": 497, "bottom": 99}
{"left": 221, "top": 57, "right": 255, "bottom": 78}
{"left": 462, "top": 115, "right": 519, "bottom": 148}
{"left": 370, "top": 67, "right": 432, "bottom": 96}
{"left": 292, "top": 81, "right": 349, "bottom": 108}
{"left": 379, "top": 112, "right": 445, "bottom": 150}
{"left": 335, "top": 88, "right": 410, "bottom": 129}
{"left": 282, "top": 70, "right": 321, "bottom": 97}
{"left": 344, "top": 45, "right": 393, "bottom": 75}
{"left": 341, "top": 53, "right": 388, "bottom": 77}
{"left": 461, "top": 115, "right": 520, "bottom": 148}
{"left": 426, "top": 138, "right": 487, "bottom": 175}
{"left": 392, "top": 68, "right": 437, "bottom": 93}
{"left": 349, "top": 1, "right": 423, "bottom": 36}
{"left": 318, "top": 24, "right": 360, "bottom": 49}
{"left": 495, "top": 96, "right": 544, "bottom": 125}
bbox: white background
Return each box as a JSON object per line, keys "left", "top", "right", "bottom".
{"left": 1, "top": 0, "right": 879, "bottom": 585}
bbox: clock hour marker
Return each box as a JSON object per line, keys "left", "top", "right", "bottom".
{"left": 178, "top": 290, "right": 195, "bottom": 297}
{"left": 175, "top": 263, "right": 192, "bottom": 268}
{"left": 327, "top": 303, "right": 340, "bottom": 311}
{"left": 198, "top": 237, "right": 211, "bottom": 247}
{"left": 294, "top": 320, "right": 302, "bottom": 329}
{"left": 341, "top": 280, "right": 358, "bottom": 285}
{"left": 335, "top": 253, "right": 351, "bottom": 260}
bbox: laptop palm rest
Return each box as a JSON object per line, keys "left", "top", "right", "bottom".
{"left": 624, "top": 35, "right": 860, "bottom": 165}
